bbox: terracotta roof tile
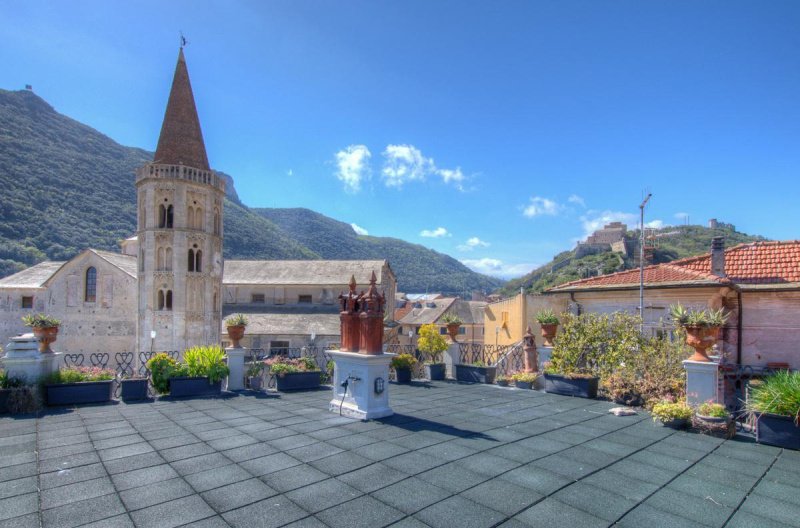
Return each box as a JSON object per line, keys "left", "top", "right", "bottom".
{"left": 550, "top": 240, "right": 800, "bottom": 291}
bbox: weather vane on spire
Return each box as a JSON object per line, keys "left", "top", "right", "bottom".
{"left": 180, "top": 31, "right": 189, "bottom": 48}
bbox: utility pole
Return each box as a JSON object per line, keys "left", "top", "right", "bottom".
{"left": 639, "top": 193, "right": 652, "bottom": 329}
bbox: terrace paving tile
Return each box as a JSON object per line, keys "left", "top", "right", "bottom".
{"left": 370, "top": 477, "right": 452, "bottom": 515}
{"left": 110, "top": 463, "right": 179, "bottom": 491}
{"left": 129, "top": 494, "right": 216, "bottom": 528}
{"left": 316, "top": 495, "right": 405, "bottom": 528}
{"left": 40, "top": 476, "right": 116, "bottom": 509}
{"left": 0, "top": 512, "right": 40, "bottom": 528}
{"left": 514, "top": 498, "right": 608, "bottom": 528}
{"left": 41, "top": 492, "right": 126, "bottom": 528}
{"left": 221, "top": 495, "right": 307, "bottom": 528}
{"left": 414, "top": 495, "right": 506, "bottom": 528}
{"left": 200, "top": 478, "right": 277, "bottom": 513}
{"left": 0, "top": 491, "right": 39, "bottom": 521}
{"left": 240, "top": 452, "right": 302, "bottom": 477}
{"left": 335, "top": 462, "right": 409, "bottom": 493}
{"left": 460, "top": 478, "right": 543, "bottom": 516}
{"left": 119, "top": 477, "right": 196, "bottom": 511}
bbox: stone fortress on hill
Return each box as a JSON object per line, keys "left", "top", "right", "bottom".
{"left": 0, "top": 48, "right": 397, "bottom": 357}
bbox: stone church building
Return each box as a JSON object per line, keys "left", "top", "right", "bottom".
{"left": 0, "top": 48, "right": 396, "bottom": 357}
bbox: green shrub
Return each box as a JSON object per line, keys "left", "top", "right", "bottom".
{"left": 265, "top": 356, "right": 320, "bottom": 377}
{"left": 535, "top": 309, "right": 560, "bottom": 325}
{"left": 391, "top": 353, "right": 417, "bottom": 370}
{"left": 225, "top": 313, "right": 248, "bottom": 327}
{"left": 41, "top": 366, "right": 115, "bottom": 384}
{"left": 651, "top": 401, "right": 693, "bottom": 423}
{"left": 147, "top": 354, "right": 187, "bottom": 394}
{"left": 511, "top": 372, "right": 539, "bottom": 383}
{"left": 183, "top": 345, "right": 230, "bottom": 384}
{"left": 697, "top": 402, "right": 729, "bottom": 418}
{"left": 669, "top": 304, "right": 728, "bottom": 327}
{"left": 21, "top": 313, "right": 60, "bottom": 328}
{"left": 417, "top": 323, "right": 448, "bottom": 363}
{"left": 746, "top": 371, "right": 800, "bottom": 421}
{"left": 0, "top": 370, "right": 26, "bottom": 389}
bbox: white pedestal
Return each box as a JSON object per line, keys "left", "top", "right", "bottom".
{"left": 683, "top": 360, "right": 719, "bottom": 406}
{"left": 225, "top": 347, "right": 247, "bottom": 391}
{"left": 0, "top": 334, "right": 60, "bottom": 383}
{"left": 328, "top": 350, "right": 394, "bottom": 420}
{"left": 444, "top": 343, "right": 460, "bottom": 379}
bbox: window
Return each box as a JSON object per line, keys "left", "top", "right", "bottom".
{"left": 213, "top": 208, "right": 220, "bottom": 235}
{"left": 85, "top": 267, "right": 97, "bottom": 302}
{"left": 440, "top": 327, "right": 447, "bottom": 335}
{"left": 165, "top": 290, "right": 172, "bottom": 310}
{"left": 157, "top": 290, "right": 164, "bottom": 310}
{"left": 251, "top": 293, "right": 265, "bottom": 304}
{"left": 459, "top": 326, "right": 466, "bottom": 335}
{"left": 188, "top": 249, "right": 195, "bottom": 272}
{"left": 21, "top": 296, "right": 33, "bottom": 309}
{"left": 158, "top": 204, "right": 166, "bottom": 228}
{"left": 157, "top": 289, "right": 173, "bottom": 311}
{"left": 298, "top": 295, "right": 312, "bottom": 304}
{"left": 166, "top": 205, "right": 174, "bottom": 228}
{"left": 195, "top": 250, "right": 202, "bottom": 272}
{"left": 270, "top": 341, "right": 290, "bottom": 355}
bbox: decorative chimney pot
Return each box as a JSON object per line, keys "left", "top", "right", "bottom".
{"left": 523, "top": 326, "right": 538, "bottom": 373}
{"left": 358, "top": 271, "right": 385, "bottom": 355}
{"left": 339, "top": 275, "right": 361, "bottom": 352}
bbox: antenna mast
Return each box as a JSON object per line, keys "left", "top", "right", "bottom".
{"left": 639, "top": 192, "right": 652, "bottom": 329}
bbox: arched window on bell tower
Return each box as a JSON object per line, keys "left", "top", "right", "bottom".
{"left": 195, "top": 249, "right": 202, "bottom": 272}
{"left": 158, "top": 204, "right": 166, "bottom": 228}
{"left": 157, "top": 290, "right": 165, "bottom": 310}
{"left": 166, "top": 205, "right": 174, "bottom": 228}
{"left": 188, "top": 248, "right": 195, "bottom": 272}
{"left": 187, "top": 206, "right": 195, "bottom": 230}
{"left": 195, "top": 207, "right": 203, "bottom": 230}
{"left": 213, "top": 208, "right": 220, "bottom": 235}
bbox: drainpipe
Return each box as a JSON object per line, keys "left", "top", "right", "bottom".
{"left": 569, "top": 292, "right": 581, "bottom": 315}
{"left": 736, "top": 289, "right": 743, "bottom": 366}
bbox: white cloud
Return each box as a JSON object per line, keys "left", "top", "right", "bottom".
{"left": 461, "top": 258, "right": 534, "bottom": 279}
{"left": 522, "top": 196, "right": 560, "bottom": 218}
{"left": 645, "top": 220, "right": 665, "bottom": 229}
{"left": 568, "top": 194, "right": 586, "bottom": 207}
{"left": 382, "top": 144, "right": 432, "bottom": 187}
{"left": 457, "top": 237, "right": 490, "bottom": 251}
{"left": 334, "top": 145, "right": 371, "bottom": 193}
{"left": 420, "top": 227, "right": 450, "bottom": 238}
{"left": 351, "top": 223, "right": 368, "bottom": 236}
{"left": 381, "top": 144, "right": 466, "bottom": 190}
{"left": 287, "top": 169, "right": 294, "bottom": 177}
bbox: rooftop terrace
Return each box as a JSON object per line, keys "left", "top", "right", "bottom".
{"left": 1, "top": 382, "right": 798, "bottom": 528}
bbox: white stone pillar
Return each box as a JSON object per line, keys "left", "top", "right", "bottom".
{"left": 225, "top": 347, "right": 247, "bottom": 391}
{"left": 444, "top": 343, "right": 460, "bottom": 379}
{"left": 683, "top": 360, "right": 720, "bottom": 406}
{"left": 0, "top": 334, "right": 61, "bottom": 384}
{"left": 328, "top": 350, "right": 393, "bottom": 420}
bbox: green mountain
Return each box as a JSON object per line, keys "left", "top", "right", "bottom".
{"left": 0, "top": 88, "right": 501, "bottom": 293}
{"left": 499, "top": 224, "right": 766, "bottom": 296}
{"left": 256, "top": 208, "right": 502, "bottom": 293}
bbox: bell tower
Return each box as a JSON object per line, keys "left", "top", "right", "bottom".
{"left": 136, "top": 47, "right": 224, "bottom": 353}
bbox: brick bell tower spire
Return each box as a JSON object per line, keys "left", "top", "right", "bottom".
{"left": 154, "top": 47, "right": 210, "bottom": 171}
{"left": 135, "top": 47, "right": 225, "bottom": 355}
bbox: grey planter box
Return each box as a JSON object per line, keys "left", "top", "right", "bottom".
{"left": 514, "top": 381, "right": 533, "bottom": 390}
{"left": 276, "top": 371, "right": 321, "bottom": 391}
{"left": 45, "top": 380, "right": 114, "bottom": 406}
{"left": 120, "top": 379, "right": 149, "bottom": 401}
{"left": 455, "top": 364, "right": 496, "bottom": 384}
{"left": 425, "top": 363, "right": 446, "bottom": 381}
{"left": 544, "top": 373, "right": 598, "bottom": 398}
{"left": 0, "top": 389, "right": 10, "bottom": 414}
{"left": 756, "top": 413, "right": 800, "bottom": 450}
{"left": 169, "top": 377, "right": 222, "bottom": 398}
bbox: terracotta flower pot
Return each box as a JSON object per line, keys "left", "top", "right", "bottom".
{"left": 227, "top": 325, "right": 245, "bottom": 348}
{"left": 32, "top": 326, "right": 58, "bottom": 353}
{"left": 540, "top": 323, "right": 558, "bottom": 347}
{"left": 447, "top": 323, "right": 461, "bottom": 341}
{"left": 684, "top": 326, "right": 720, "bottom": 362}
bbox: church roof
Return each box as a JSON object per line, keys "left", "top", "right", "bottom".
{"left": 91, "top": 250, "right": 137, "bottom": 278}
{"left": 222, "top": 312, "right": 341, "bottom": 337}
{"left": 153, "top": 48, "right": 210, "bottom": 171}
{"left": 0, "top": 261, "right": 65, "bottom": 288}
{"left": 223, "top": 260, "right": 390, "bottom": 286}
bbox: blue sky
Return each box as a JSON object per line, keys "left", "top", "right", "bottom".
{"left": 2, "top": 1, "right": 799, "bottom": 280}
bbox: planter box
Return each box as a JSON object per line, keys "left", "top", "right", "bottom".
{"left": 455, "top": 364, "right": 496, "bottom": 384}
{"left": 514, "top": 381, "right": 533, "bottom": 390}
{"left": 543, "top": 373, "right": 598, "bottom": 399}
{"left": 660, "top": 418, "right": 689, "bottom": 429}
{"left": 275, "top": 371, "right": 321, "bottom": 391}
{"left": 0, "top": 389, "right": 10, "bottom": 414}
{"left": 425, "top": 363, "right": 446, "bottom": 381}
{"left": 120, "top": 379, "right": 149, "bottom": 401}
{"left": 395, "top": 368, "right": 412, "bottom": 383}
{"left": 169, "top": 377, "right": 222, "bottom": 398}
{"left": 756, "top": 413, "right": 800, "bottom": 450}
{"left": 46, "top": 380, "right": 114, "bottom": 406}
{"left": 496, "top": 379, "right": 510, "bottom": 387}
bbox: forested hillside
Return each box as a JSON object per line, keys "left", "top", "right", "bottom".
{"left": 0, "top": 88, "right": 501, "bottom": 293}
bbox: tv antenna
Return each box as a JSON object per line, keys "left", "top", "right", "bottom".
{"left": 639, "top": 191, "right": 652, "bottom": 329}
{"left": 180, "top": 31, "right": 189, "bottom": 48}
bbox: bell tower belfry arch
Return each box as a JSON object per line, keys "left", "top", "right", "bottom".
{"left": 136, "top": 48, "right": 224, "bottom": 353}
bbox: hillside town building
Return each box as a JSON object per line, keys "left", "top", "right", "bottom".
{"left": 0, "top": 48, "right": 396, "bottom": 356}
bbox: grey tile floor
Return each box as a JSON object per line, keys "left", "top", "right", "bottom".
{"left": 0, "top": 381, "right": 798, "bottom": 528}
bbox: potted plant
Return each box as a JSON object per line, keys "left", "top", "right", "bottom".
{"left": 455, "top": 361, "right": 497, "bottom": 384}
{"left": 41, "top": 366, "right": 115, "bottom": 406}
{"left": 22, "top": 313, "right": 61, "bottom": 353}
{"left": 147, "top": 347, "right": 229, "bottom": 398}
{"left": 511, "top": 371, "right": 538, "bottom": 390}
{"left": 0, "top": 370, "right": 26, "bottom": 414}
{"left": 119, "top": 374, "right": 149, "bottom": 401}
{"left": 417, "top": 323, "right": 448, "bottom": 380}
{"left": 746, "top": 370, "right": 800, "bottom": 449}
{"left": 543, "top": 317, "right": 602, "bottom": 399}
{"left": 266, "top": 356, "right": 322, "bottom": 391}
{"left": 669, "top": 305, "right": 727, "bottom": 362}
{"left": 391, "top": 353, "right": 417, "bottom": 383}
{"left": 536, "top": 309, "right": 560, "bottom": 347}
{"left": 246, "top": 360, "right": 264, "bottom": 391}
{"left": 225, "top": 313, "right": 248, "bottom": 348}
{"left": 651, "top": 400, "right": 693, "bottom": 429}
{"left": 440, "top": 312, "right": 463, "bottom": 342}
{"left": 693, "top": 401, "right": 735, "bottom": 438}
{"left": 496, "top": 375, "right": 510, "bottom": 387}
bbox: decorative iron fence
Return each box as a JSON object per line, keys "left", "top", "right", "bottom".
{"left": 492, "top": 342, "right": 525, "bottom": 377}
{"left": 252, "top": 345, "right": 338, "bottom": 390}
{"left": 719, "top": 363, "right": 793, "bottom": 415}
{"left": 458, "top": 343, "right": 510, "bottom": 366}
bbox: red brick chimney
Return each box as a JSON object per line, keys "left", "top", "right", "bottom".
{"left": 711, "top": 236, "right": 726, "bottom": 277}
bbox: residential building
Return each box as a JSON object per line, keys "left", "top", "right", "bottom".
{"left": 483, "top": 292, "right": 568, "bottom": 347}
{"left": 396, "top": 297, "right": 486, "bottom": 346}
